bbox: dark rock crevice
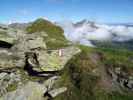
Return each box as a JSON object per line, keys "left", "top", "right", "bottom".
{"left": 0, "top": 40, "right": 13, "bottom": 48}
{"left": 24, "top": 52, "right": 59, "bottom": 77}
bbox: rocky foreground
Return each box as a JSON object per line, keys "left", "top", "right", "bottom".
{"left": 0, "top": 20, "right": 81, "bottom": 100}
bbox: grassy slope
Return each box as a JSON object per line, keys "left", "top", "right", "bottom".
{"left": 98, "top": 47, "right": 133, "bottom": 69}
{"left": 54, "top": 45, "right": 133, "bottom": 100}
{"left": 92, "top": 40, "right": 133, "bottom": 51}
{"left": 26, "top": 18, "right": 69, "bottom": 49}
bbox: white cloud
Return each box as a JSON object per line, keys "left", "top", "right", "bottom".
{"left": 58, "top": 20, "right": 133, "bottom": 46}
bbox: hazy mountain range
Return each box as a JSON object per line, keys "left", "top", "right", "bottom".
{"left": 58, "top": 20, "right": 133, "bottom": 50}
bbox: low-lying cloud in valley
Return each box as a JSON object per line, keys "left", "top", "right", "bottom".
{"left": 58, "top": 20, "right": 133, "bottom": 46}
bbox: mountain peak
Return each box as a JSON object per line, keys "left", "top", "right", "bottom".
{"left": 74, "top": 19, "right": 96, "bottom": 27}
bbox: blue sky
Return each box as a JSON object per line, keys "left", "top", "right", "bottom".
{"left": 0, "top": 0, "right": 133, "bottom": 23}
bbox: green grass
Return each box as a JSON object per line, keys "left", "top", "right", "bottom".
{"left": 26, "top": 18, "right": 69, "bottom": 49}
{"left": 45, "top": 39, "right": 69, "bottom": 49}
{"left": 6, "top": 83, "right": 18, "bottom": 92}
{"left": 97, "top": 47, "right": 133, "bottom": 69}
{"left": 26, "top": 18, "right": 64, "bottom": 39}
{"left": 95, "top": 91, "right": 133, "bottom": 100}
{"left": 93, "top": 40, "right": 133, "bottom": 51}
{"left": 54, "top": 45, "right": 133, "bottom": 100}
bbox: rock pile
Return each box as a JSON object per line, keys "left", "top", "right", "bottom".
{"left": 107, "top": 67, "right": 133, "bottom": 91}
{"left": 0, "top": 25, "right": 80, "bottom": 99}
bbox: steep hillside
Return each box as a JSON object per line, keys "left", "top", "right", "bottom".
{"left": 92, "top": 40, "right": 133, "bottom": 51}
{"left": 26, "top": 18, "right": 69, "bottom": 49}
{"left": 54, "top": 46, "right": 133, "bottom": 100}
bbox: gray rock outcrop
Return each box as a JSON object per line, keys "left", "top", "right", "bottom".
{"left": 0, "top": 24, "right": 80, "bottom": 99}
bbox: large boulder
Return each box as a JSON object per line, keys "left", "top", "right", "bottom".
{"left": 11, "top": 33, "right": 47, "bottom": 53}
{"left": 26, "top": 46, "right": 81, "bottom": 72}
{"left": 0, "top": 49, "right": 23, "bottom": 69}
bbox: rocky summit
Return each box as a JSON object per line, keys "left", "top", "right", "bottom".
{"left": 0, "top": 19, "right": 81, "bottom": 100}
